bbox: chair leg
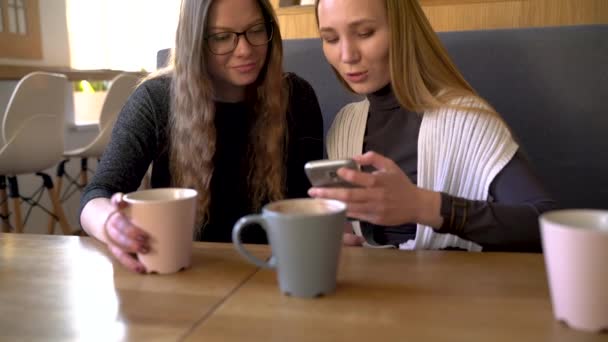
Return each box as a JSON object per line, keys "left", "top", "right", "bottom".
{"left": 12, "top": 199, "right": 23, "bottom": 233}
{"left": 48, "top": 188, "right": 72, "bottom": 235}
{"left": 80, "top": 158, "right": 89, "bottom": 187}
{"left": 38, "top": 172, "right": 72, "bottom": 235}
{"left": 56, "top": 173, "right": 64, "bottom": 198}
{"left": 0, "top": 176, "right": 10, "bottom": 232}
{"left": 7, "top": 177, "right": 24, "bottom": 233}
{"left": 46, "top": 214, "right": 56, "bottom": 235}
{"left": 47, "top": 160, "right": 68, "bottom": 234}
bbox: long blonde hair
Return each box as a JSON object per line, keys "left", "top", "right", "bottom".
{"left": 168, "top": 0, "right": 287, "bottom": 231}
{"left": 315, "top": 0, "right": 496, "bottom": 114}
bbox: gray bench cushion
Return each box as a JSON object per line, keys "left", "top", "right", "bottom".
{"left": 437, "top": 25, "right": 608, "bottom": 209}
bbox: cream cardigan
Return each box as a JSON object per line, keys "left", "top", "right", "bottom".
{"left": 326, "top": 97, "right": 518, "bottom": 251}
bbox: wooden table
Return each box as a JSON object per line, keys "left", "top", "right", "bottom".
{"left": 0, "top": 234, "right": 604, "bottom": 341}
{"left": 0, "top": 233, "right": 267, "bottom": 341}
{"left": 185, "top": 248, "right": 605, "bottom": 342}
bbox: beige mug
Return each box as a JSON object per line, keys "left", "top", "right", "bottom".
{"left": 117, "top": 188, "right": 198, "bottom": 274}
{"left": 540, "top": 209, "right": 608, "bottom": 333}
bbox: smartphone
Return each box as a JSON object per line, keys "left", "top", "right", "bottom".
{"left": 304, "top": 159, "right": 360, "bottom": 188}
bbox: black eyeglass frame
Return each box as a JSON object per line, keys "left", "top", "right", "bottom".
{"left": 204, "top": 21, "right": 274, "bottom": 55}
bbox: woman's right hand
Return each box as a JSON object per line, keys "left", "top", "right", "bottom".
{"left": 103, "top": 193, "right": 150, "bottom": 273}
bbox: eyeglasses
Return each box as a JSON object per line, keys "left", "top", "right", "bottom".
{"left": 205, "top": 22, "right": 273, "bottom": 55}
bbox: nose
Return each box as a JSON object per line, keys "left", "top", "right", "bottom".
{"left": 340, "top": 38, "right": 360, "bottom": 64}
{"left": 233, "top": 34, "right": 253, "bottom": 57}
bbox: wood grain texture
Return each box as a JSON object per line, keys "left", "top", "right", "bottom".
{"left": 184, "top": 247, "right": 605, "bottom": 341}
{"left": 277, "top": 0, "right": 518, "bottom": 9}
{"left": 422, "top": 0, "right": 528, "bottom": 32}
{"left": 0, "top": 234, "right": 268, "bottom": 341}
{"left": 274, "top": 0, "right": 608, "bottom": 39}
{"left": 2, "top": 234, "right": 605, "bottom": 340}
{"left": 277, "top": 12, "right": 319, "bottom": 40}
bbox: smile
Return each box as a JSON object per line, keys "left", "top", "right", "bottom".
{"left": 233, "top": 63, "right": 257, "bottom": 73}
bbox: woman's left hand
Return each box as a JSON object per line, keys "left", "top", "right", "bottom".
{"left": 308, "top": 151, "right": 436, "bottom": 226}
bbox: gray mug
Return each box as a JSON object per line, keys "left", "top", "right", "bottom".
{"left": 232, "top": 198, "right": 346, "bottom": 298}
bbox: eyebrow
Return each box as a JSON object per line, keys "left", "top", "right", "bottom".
{"left": 319, "top": 18, "right": 377, "bottom": 33}
{"left": 208, "top": 18, "right": 265, "bottom": 32}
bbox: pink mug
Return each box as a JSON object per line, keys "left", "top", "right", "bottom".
{"left": 540, "top": 209, "right": 608, "bottom": 333}
{"left": 121, "top": 188, "right": 198, "bottom": 274}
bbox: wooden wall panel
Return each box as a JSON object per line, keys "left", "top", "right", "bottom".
{"left": 277, "top": 12, "right": 318, "bottom": 39}
{"left": 274, "top": 0, "right": 608, "bottom": 39}
{"left": 527, "top": 0, "right": 608, "bottom": 27}
{"left": 422, "top": 1, "right": 527, "bottom": 32}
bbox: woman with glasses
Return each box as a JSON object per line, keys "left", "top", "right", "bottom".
{"left": 80, "top": 0, "right": 323, "bottom": 273}
{"left": 308, "top": 0, "right": 557, "bottom": 252}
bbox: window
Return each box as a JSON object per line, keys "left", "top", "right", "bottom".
{"left": 65, "top": 1, "right": 180, "bottom": 125}
{"left": 66, "top": 0, "right": 180, "bottom": 71}
{"left": 66, "top": 0, "right": 180, "bottom": 72}
{"left": 0, "top": 0, "right": 41, "bottom": 59}
{"left": 7, "top": 0, "right": 27, "bottom": 35}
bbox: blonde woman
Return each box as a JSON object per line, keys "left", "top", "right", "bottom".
{"left": 80, "top": 0, "right": 323, "bottom": 273}
{"left": 309, "top": 0, "right": 557, "bottom": 252}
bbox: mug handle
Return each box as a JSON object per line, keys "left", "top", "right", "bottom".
{"left": 232, "top": 215, "right": 276, "bottom": 269}
{"left": 102, "top": 206, "right": 131, "bottom": 244}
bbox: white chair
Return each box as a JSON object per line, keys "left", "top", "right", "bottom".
{"left": 49, "top": 73, "right": 139, "bottom": 232}
{"left": 56, "top": 73, "right": 139, "bottom": 187}
{"left": 0, "top": 72, "right": 72, "bottom": 234}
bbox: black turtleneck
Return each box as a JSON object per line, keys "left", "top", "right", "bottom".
{"left": 362, "top": 84, "right": 421, "bottom": 243}
{"left": 362, "top": 84, "right": 557, "bottom": 252}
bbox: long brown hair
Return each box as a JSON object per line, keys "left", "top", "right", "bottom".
{"left": 169, "top": 0, "right": 287, "bottom": 231}
{"left": 315, "top": 0, "right": 496, "bottom": 114}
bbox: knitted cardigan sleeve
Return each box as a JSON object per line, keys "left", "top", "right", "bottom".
{"left": 413, "top": 96, "right": 518, "bottom": 251}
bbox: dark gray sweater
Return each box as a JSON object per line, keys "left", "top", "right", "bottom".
{"left": 81, "top": 73, "right": 324, "bottom": 243}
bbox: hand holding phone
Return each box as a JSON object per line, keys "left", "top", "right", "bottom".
{"left": 304, "top": 159, "right": 360, "bottom": 188}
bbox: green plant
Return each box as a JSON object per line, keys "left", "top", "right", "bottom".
{"left": 73, "top": 80, "right": 109, "bottom": 93}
